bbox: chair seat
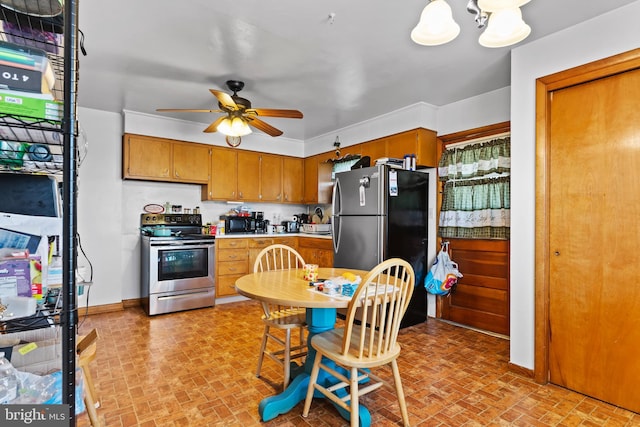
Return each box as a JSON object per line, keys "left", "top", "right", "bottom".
{"left": 311, "top": 326, "right": 401, "bottom": 368}
{"left": 262, "top": 308, "right": 306, "bottom": 328}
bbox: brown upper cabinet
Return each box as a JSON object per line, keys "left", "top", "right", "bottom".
{"left": 123, "top": 134, "right": 211, "bottom": 184}
{"left": 346, "top": 128, "right": 437, "bottom": 167}
{"left": 125, "top": 127, "right": 436, "bottom": 204}
{"left": 283, "top": 156, "right": 304, "bottom": 203}
{"left": 304, "top": 152, "right": 335, "bottom": 205}
{"left": 202, "top": 146, "right": 238, "bottom": 200}
{"left": 203, "top": 148, "right": 300, "bottom": 203}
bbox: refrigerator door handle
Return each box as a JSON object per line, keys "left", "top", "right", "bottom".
{"left": 332, "top": 178, "right": 341, "bottom": 254}
{"left": 332, "top": 215, "right": 340, "bottom": 254}
{"left": 332, "top": 178, "right": 341, "bottom": 215}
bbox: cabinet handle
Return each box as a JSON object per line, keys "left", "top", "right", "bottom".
{"left": 175, "top": 170, "right": 180, "bottom": 178}
{"left": 239, "top": 191, "right": 243, "bottom": 198}
{"left": 228, "top": 254, "right": 237, "bottom": 259}
{"left": 228, "top": 267, "right": 236, "bottom": 272}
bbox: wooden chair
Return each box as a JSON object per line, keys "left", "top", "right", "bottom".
{"left": 77, "top": 328, "right": 100, "bottom": 426}
{"left": 302, "top": 258, "right": 414, "bottom": 427}
{"left": 253, "top": 244, "right": 308, "bottom": 389}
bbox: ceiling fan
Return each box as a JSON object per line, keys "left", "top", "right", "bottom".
{"left": 156, "top": 80, "right": 303, "bottom": 140}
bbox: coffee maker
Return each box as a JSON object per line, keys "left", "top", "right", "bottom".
{"left": 254, "top": 211, "right": 268, "bottom": 233}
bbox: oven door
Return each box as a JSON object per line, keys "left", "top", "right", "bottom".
{"left": 149, "top": 240, "right": 215, "bottom": 294}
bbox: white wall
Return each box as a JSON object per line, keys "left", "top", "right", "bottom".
{"left": 76, "top": 108, "right": 124, "bottom": 307}
{"left": 436, "top": 87, "right": 510, "bottom": 135}
{"left": 509, "top": 1, "right": 640, "bottom": 369}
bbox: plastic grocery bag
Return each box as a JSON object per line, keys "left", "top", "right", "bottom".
{"left": 424, "top": 247, "right": 463, "bottom": 296}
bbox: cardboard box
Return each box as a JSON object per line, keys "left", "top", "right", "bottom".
{"left": 10, "top": 337, "right": 61, "bottom": 375}
{"left": 0, "top": 259, "right": 32, "bottom": 297}
{"left": 0, "top": 90, "right": 62, "bottom": 121}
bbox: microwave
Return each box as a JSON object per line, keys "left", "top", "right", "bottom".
{"left": 222, "top": 216, "right": 256, "bottom": 233}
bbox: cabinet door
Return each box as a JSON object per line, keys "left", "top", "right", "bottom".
{"left": 316, "top": 249, "right": 334, "bottom": 268}
{"left": 260, "top": 154, "right": 283, "bottom": 202}
{"left": 303, "top": 156, "right": 318, "bottom": 204}
{"left": 206, "top": 147, "right": 238, "bottom": 200}
{"left": 123, "top": 134, "right": 171, "bottom": 180}
{"left": 283, "top": 156, "right": 304, "bottom": 203}
{"left": 173, "top": 142, "right": 211, "bottom": 183}
{"left": 237, "top": 151, "right": 261, "bottom": 201}
{"left": 386, "top": 131, "right": 417, "bottom": 161}
{"left": 360, "top": 140, "right": 386, "bottom": 163}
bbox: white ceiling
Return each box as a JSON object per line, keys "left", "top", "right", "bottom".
{"left": 77, "top": 0, "right": 638, "bottom": 141}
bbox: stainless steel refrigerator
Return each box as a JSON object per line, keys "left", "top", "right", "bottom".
{"left": 332, "top": 164, "right": 429, "bottom": 327}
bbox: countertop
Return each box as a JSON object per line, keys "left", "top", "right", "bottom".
{"left": 215, "top": 232, "right": 332, "bottom": 240}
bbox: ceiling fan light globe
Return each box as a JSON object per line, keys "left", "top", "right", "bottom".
{"left": 479, "top": 7, "right": 531, "bottom": 47}
{"left": 411, "top": 0, "right": 460, "bottom": 46}
{"left": 231, "top": 117, "right": 252, "bottom": 136}
{"left": 216, "top": 117, "right": 233, "bottom": 135}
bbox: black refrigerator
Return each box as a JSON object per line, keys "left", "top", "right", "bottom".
{"left": 332, "top": 164, "right": 429, "bottom": 327}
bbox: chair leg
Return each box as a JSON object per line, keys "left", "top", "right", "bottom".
{"left": 391, "top": 360, "right": 410, "bottom": 427}
{"left": 80, "top": 363, "right": 100, "bottom": 426}
{"left": 302, "top": 349, "right": 323, "bottom": 417}
{"left": 283, "top": 328, "right": 291, "bottom": 389}
{"left": 349, "top": 366, "right": 359, "bottom": 427}
{"left": 256, "top": 324, "right": 270, "bottom": 378}
{"left": 82, "top": 363, "right": 99, "bottom": 408}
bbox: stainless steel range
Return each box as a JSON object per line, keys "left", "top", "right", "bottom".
{"left": 140, "top": 213, "right": 215, "bottom": 315}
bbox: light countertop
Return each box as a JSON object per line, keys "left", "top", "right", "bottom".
{"left": 215, "top": 232, "right": 331, "bottom": 240}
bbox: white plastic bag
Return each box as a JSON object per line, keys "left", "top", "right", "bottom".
{"left": 424, "top": 246, "right": 463, "bottom": 296}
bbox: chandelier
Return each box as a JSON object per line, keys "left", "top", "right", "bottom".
{"left": 411, "top": 0, "right": 532, "bottom": 48}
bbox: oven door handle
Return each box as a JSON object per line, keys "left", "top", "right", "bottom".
{"left": 150, "top": 242, "right": 214, "bottom": 249}
{"left": 157, "top": 291, "right": 212, "bottom": 301}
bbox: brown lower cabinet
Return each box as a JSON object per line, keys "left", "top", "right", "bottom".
{"left": 215, "top": 236, "right": 299, "bottom": 298}
{"left": 297, "top": 237, "right": 334, "bottom": 270}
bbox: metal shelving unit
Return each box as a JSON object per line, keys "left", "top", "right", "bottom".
{"left": 0, "top": 0, "right": 79, "bottom": 423}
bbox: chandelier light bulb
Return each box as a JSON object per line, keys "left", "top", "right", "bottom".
{"left": 479, "top": 6, "right": 531, "bottom": 47}
{"left": 477, "top": 0, "right": 530, "bottom": 12}
{"left": 411, "top": 0, "right": 460, "bottom": 46}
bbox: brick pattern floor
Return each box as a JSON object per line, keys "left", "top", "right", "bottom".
{"left": 74, "top": 301, "right": 640, "bottom": 426}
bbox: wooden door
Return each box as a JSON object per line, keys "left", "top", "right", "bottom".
{"left": 547, "top": 67, "right": 640, "bottom": 412}
{"left": 237, "top": 151, "right": 261, "bottom": 201}
{"left": 441, "top": 239, "right": 510, "bottom": 335}
{"left": 207, "top": 147, "right": 237, "bottom": 200}
{"left": 172, "top": 142, "right": 210, "bottom": 183}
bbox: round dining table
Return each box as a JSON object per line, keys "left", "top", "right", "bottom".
{"left": 235, "top": 267, "right": 371, "bottom": 425}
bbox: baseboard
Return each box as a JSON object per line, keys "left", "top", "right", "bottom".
{"left": 122, "top": 298, "right": 142, "bottom": 309}
{"left": 76, "top": 298, "right": 144, "bottom": 316}
{"left": 508, "top": 362, "right": 534, "bottom": 378}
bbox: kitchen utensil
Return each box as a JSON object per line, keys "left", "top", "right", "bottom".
{"left": 143, "top": 203, "right": 164, "bottom": 214}
{"left": 283, "top": 221, "right": 299, "bottom": 233}
{"left": 301, "top": 224, "right": 331, "bottom": 234}
{"left": 140, "top": 227, "right": 172, "bottom": 237}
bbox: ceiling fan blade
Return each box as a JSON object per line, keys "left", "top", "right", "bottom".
{"left": 156, "top": 108, "right": 223, "bottom": 113}
{"left": 210, "top": 89, "right": 238, "bottom": 110}
{"left": 247, "top": 117, "right": 283, "bottom": 137}
{"left": 248, "top": 108, "right": 303, "bottom": 119}
{"left": 203, "top": 116, "right": 226, "bottom": 133}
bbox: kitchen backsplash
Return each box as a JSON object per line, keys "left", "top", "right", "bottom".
{"left": 124, "top": 180, "right": 330, "bottom": 235}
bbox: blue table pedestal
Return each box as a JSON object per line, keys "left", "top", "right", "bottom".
{"left": 258, "top": 307, "right": 371, "bottom": 426}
